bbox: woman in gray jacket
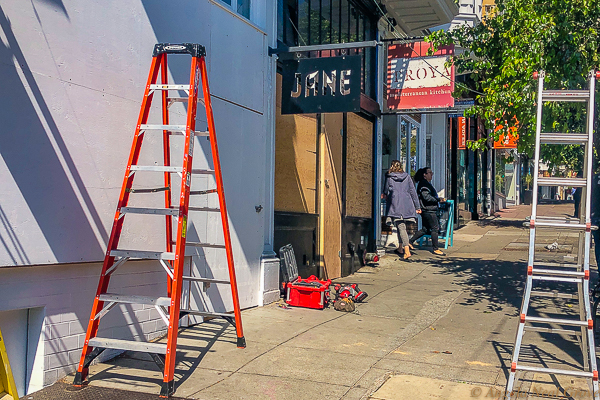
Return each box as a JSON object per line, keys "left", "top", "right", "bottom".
{"left": 383, "top": 160, "right": 421, "bottom": 259}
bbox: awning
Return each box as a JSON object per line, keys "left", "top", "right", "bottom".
{"left": 382, "top": 0, "right": 459, "bottom": 35}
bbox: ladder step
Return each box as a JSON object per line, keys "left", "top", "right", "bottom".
{"left": 140, "top": 124, "right": 186, "bottom": 132}
{"left": 541, "top": 90, "right": 590, "bottom": 102}
{"left": 524, "top": 326, "right": 581, "bottom": 335}
{"left": 182, "top": 276, "right": 230, "bottom": 284}
{"left": 525, "top": 316, "right": 588, "bottom": 326}
{"left": 539, "top": 133, "right": 589, "bottom": 144}
{"left": 537, "top": 177, "right": 587, "bottom": 187}
{"left": 533, "top": 262, "right": 580, "bottom": 269}
{"left": 530, "top": 290, "right": 578, "bottom": 299}
{"left": 120, "top": 207, "right": 179, "bottom": 216}
{"left": 532, "top": 268, "right": 585, "bottom": 277}
{"left": 191, "top": 169, "right": 215, "bottom": 175}
{"left": 515, "top": 364, "right": 594, "bottom": 378}
{"left": 149, "top": 84, "right": 190, "bottom": 91}
{"left": 184, "top": 242, "right": 227, "bottom": 249}
{"left": 110, "top": 249, "right": 176, "bottom": 260}
{"left": 531, "top": 217, "right": 589, "bottom": 230}
{"left": 88, "top": 337, "right": 167, "bottom": 354}
{"left": 179, "top": 309, "right": 233, "bottom": 318}
{"left": 188, "top": 207, "right": 220, "bottom": 212}
{"left": 139, "top": 124, "right": 207, "bottom": 136}
{"left": 98, "top": 294, "right": 171, "bottom": 307}
{"left": 130, "top": 166, "right": 183, "bottom": 173}
{"left": 167, "top": 97, "right": 206, "bottom": 105}
{"left": 532, "top": 276, "right": 582, "bottom": 283}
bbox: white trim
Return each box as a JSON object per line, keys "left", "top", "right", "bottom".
{"left": 210, "top": 0, "right": 267, "bottom": 35}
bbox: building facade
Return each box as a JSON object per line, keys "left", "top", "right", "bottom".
{"left": 0, "top": 0, "right": 278, "bottom": 395}
{"left": 0, "top": 0, "right": 459, "bottom": 395}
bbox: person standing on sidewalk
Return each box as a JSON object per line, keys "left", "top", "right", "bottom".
{"left": 410, "top": 167, "right": 446, "bottom": 256}
{"left": 383, "top": 160, "right": 421, "bottom": 260}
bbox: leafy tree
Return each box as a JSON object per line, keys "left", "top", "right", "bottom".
{"left": 427, "top": 0, "right": 600, "bottom": 171}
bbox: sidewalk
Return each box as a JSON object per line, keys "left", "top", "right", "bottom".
{"left": 29, "top": 205, "right": 597, "bottom": 400}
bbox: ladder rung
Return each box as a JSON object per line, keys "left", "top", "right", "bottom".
{"left": 120, "top": 207, "right": 179, "bottom": 216}
{"left": 179, "top": 309, "right": 232, "bottom": 318}
{"left": 515, "top": 364, "right": 594, "bottom": 378}
{"left": 539, "top": 133, "right": 589, "bottom": 144}
{"left": 139, "top": 124, "right": 207, "bottom": 136}
{"left": 110, "top": 249, "right": 176, "bottom": 260}
{"left": 98, "top": 294, "right": 171, "bottom": 307}
{"left": 532, "top": 276, "right": 582, "bottom": 283}
{"left": 191, "top": 169, "right": 215, "bottom": 174}
{"left": 184, "top": 242, "right": 227, "bottom": 249}
{"left": 140, "top": 124, "right": 186, "bottom": 132}
{"left": 182, "top": 276, "right": 230, "bottom": 284}
{"left": 188, "top": 207, "right": 220, "bottom": 212}
{"left": 537, "top": 177, "right": 587, "bottom": 187}
{"left": 149, "top": 84, "right": 190, "bottom": 91}
{"left": 532, "top": 217, "right": 589, "bottom": 229}
{"left": 167, "top": 97, "right": 206, "bottom": 105}
{"left": 532, "top": 268, "right": 585, "bottom": 277}
{"left": 524, "top": 326, "right": 581, "bottom": 335}
{"left": 88, "top": 337, "right": 167, "bottom": 354}
{"left": 130, "top": 166, "right": 183, "bottom": 173}
{"left": 525, "top": 316, "right": 588, "bottom": 326}
{"left": 530, "top": 290, "right": 578, "bottom": 299}
{"left": 533, "top": 262, "right": 580, "bottom": 269}
{"left": 541, "top": 90, "right": 590, "bottom": 102}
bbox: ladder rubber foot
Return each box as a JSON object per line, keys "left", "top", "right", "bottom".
{"left": 237, "top": 336, "right": 246, "bottom": 348}
{"left": 160, "top": 380, "right": 175, "bottom": 398}
{"left": 73, "top": 371, "right": 86, "bottom": 386}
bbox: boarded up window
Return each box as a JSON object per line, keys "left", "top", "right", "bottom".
{"left": 275, "top": 73, "right": 318, "bottom": 214}
{"left": 346, "top": 113, "right": 373, "bottom": 218}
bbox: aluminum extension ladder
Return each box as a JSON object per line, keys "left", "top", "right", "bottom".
{"left": 505, "top": 71, "right": 599, "bottom": 399}
{"left": 73, "top": 43, "right": 246, "bottom": 397}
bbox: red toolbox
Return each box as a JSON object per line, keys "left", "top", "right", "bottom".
{"left": 285, "top": 275, "right": 331, "bottom": 310}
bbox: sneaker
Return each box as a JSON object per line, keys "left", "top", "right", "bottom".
{"left": 432, "top": 249, "right": 446, "bottom": 256}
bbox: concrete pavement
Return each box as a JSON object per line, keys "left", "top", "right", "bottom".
{"left": 28, "top": 203, "right": 598, "bottom": 399}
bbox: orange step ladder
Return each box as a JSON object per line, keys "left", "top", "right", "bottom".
{"left": 73, "top": 43, "right": 245, "bottom": 397}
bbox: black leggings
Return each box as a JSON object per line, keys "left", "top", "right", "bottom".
{"left": 410, "top": 211, "right": 440, "bottom": 250}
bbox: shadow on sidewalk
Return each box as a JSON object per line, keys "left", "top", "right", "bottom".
{"left": 87, "top": 319, "right": 233, "bottom": 392}
{"left": 415, "top": 254, "right": 594, "bottom": 395}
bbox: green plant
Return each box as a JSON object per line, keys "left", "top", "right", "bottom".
{"left": 427, "top": 0, "right": 600, "bottom": 167}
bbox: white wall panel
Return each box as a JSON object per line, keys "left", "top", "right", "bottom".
{"left": 0, "top": 0, "right": 271, "bottom": 271}
{"left": 0, "top": 0, "right": 275, "bottom": 389}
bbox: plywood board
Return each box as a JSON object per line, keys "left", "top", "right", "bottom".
{"left": 274, "top": 74, "right": 318, "bottom": 213}
{"left": 320, "top": 114, "right": 343, "bottom": 279}
{"left": 346, "top": 113, "right": 373, "bottom": 218}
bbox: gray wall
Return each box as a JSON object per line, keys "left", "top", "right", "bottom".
{"left": 0, "top": 0, "right": 275, "bottom": 389}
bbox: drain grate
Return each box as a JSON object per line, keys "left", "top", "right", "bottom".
{"left": 26, "top": 382, "right": 186, "bottom": 400}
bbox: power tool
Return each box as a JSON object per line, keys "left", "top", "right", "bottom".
{"left": 333, "top": 283, "right": 368, "bottom": 303}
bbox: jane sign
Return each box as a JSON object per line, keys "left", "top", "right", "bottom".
{"left": 386, "top": 42, "right": 454, "bottom": 111}
{"left": 281, "top": 56, "right": 361, "bottom": 114}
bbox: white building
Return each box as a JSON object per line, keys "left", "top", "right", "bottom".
{"left": 0, "top": 1, "right": 278, "bottom": 396}
{"left": 0, "top": 0, "right": 458, "bottom": 396}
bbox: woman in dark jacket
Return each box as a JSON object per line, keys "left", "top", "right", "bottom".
{"left": 383, "top": 160, "right": 421, "bottom": 259}
{"left": 410, "top": 167, "right": 445, "bottom": 256}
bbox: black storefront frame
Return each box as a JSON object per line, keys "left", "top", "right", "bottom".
{"left": 277, "top": 0, "right": 378, "bottom": 97}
